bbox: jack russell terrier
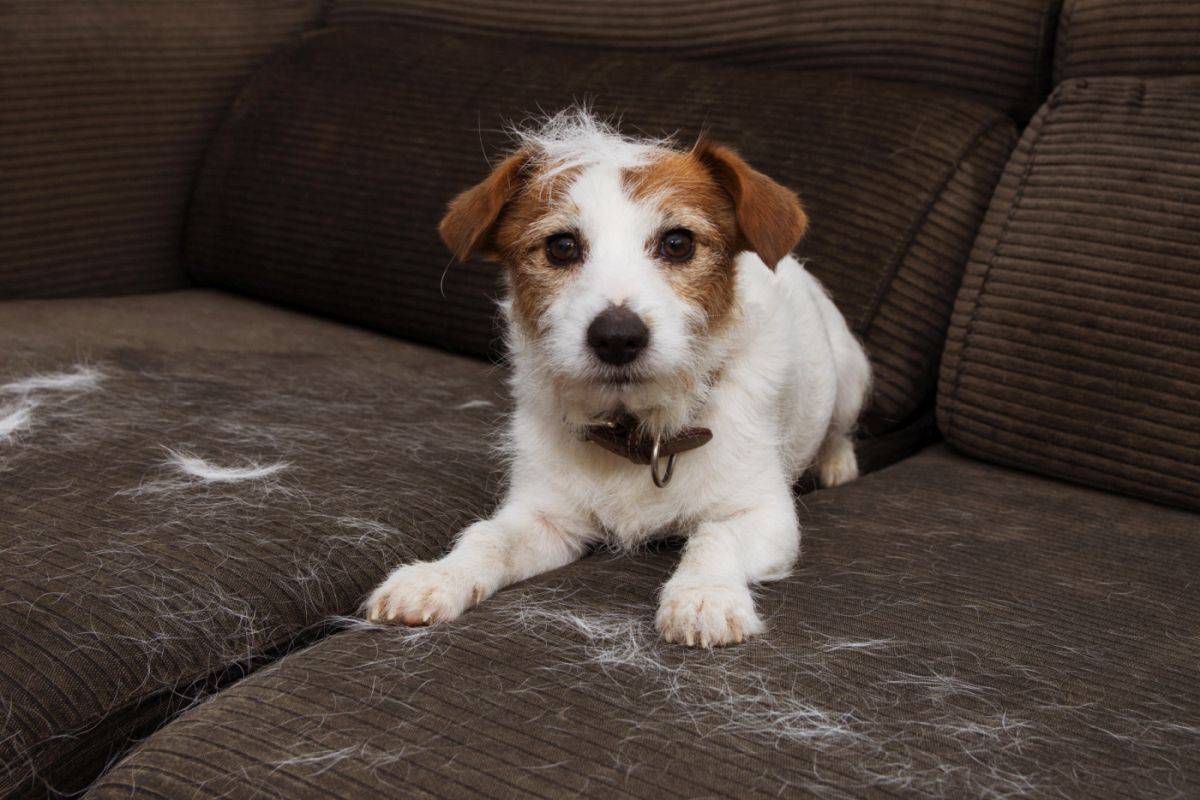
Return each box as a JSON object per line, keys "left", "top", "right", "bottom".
{"left": 366, "top": 111, "right": 870, "bottom": 647}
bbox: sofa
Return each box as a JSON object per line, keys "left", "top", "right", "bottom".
{"left": 2, "top": 1, "right": 1197, "bottom": 797}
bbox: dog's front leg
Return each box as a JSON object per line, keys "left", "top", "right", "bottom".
{"left": 656, "top": 486, "right": 799, "bottom": 647}
{"left": 365, "top": 498, "right": 590, "bottom": 625}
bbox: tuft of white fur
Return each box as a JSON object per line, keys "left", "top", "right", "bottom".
{"left": 509, "top": 107, "right": 674, "bottom": 183}
{"left": 2, "top": 365, "right": 103, "bottom": 394}
{"left": 0, "top": 400, "right": 37, "bottom": 441}
{"left": 497, "top": 595, "right": 864, "bottom": 745}
{"left": 165, "top": 449, "right": 289, "bottom": 483}
{"left": 454, "top": 399, "right": 494, "bottom": 410}
{"left": 1, "top": 365, "right": 103, "bottom": 446}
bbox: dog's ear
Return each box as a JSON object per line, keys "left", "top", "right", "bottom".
{"left": 439, "top": 150, "right": 531, "bottom": 262}
{"left": 694, "top": 137, "right": 808, "bottom": 270}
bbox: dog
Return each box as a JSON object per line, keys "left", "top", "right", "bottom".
{"left": 366, "top": 111, "right": 871, "bottom": 647}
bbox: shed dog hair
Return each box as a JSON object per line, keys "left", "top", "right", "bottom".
{"left": 367, "top": 110, "right": 871, "bottom": 646}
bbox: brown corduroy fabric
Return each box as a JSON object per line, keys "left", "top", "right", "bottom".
{"left": 0, "top": 291, "right": 507, "bottom": 798}
{"left": 0, "top": 1, "right": 324, "bottom": 300}
{"left": 0, "top": 287, "right": 937, "bottom": 799}
{"left": 87, "top": 446, "right": 1200, "bottom": 798}
{"left": 939, "top": 77, "right": 1200, "bottom": 511}
{"left": 1055, "top": 0, "right": 1200, "bottom": 84}
{"left": 186, "top": 27, "right": 1017, "bottom": 434}
{"left": 329, "top": 0, "right": 1060, "bottom": 120}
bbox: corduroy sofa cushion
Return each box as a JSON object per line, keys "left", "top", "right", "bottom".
{"left": 0, "top": 290, "right": 505, "bottom": 797}
{"left": 939, "top": 77, "right": 1200, "bottom": 510}
{"left": 330, "top": 0, "right": 1059, "bottom": 120}
{"left": 186, "top": 26, "right": 1017, "bottom": 435}
{"left": 0, "top": 1, "right": 323, "bottom": 300}
{"left": 87, "top": 445, "right": 1200, "bottom": 798}
{"left": 1055, "top": 0, "right": 1200, "bottom": 84}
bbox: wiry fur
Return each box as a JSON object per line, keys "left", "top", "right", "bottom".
{"left": 1, "top": 365, "right": 102, "bottom": 449}
{"left": 164, "top": 449, "right": 290, "bottom": 483}
{"left": 509, "top": 108, "right": 674, "bottom": 183}
{"left": 1, "top": 365, "right": 103, "bottom": 395}
{"left": 368, "top": 110, "right": 872, "bottom": 646}
{"left": 0, "top": 400, "right": 37, "bottom": 441}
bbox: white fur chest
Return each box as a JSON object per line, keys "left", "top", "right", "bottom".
{"left": 563, "top": 434, "right": 735, "bottom": 547}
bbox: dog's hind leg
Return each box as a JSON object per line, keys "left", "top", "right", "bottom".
{"left": 817, "top": 429, "right": 859, "bottom": 488}
{"left": 812, "top": 287, "right": 872, "bottom": 488}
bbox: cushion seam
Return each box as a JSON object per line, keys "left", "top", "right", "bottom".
{"left": 944, "top": 94, "right": 1066, "bottom": 443}
{"left": 26, "top": 621, "right": 340, "bottom": 794}
{"left": 1055, "top": 0, "right": 1077, "bottom": 86}
{"left": 1031, "top": 0, "right": 1064, "bottom": 112}
{"left": 861, "top": 112, "right": 1013, "bottom": 344}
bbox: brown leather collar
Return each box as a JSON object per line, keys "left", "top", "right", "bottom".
{"left": 584, "top": 414, "right": 713, "bottom": 466}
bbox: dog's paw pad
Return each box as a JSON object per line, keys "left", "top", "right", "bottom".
{"left": 656, "top": 582, "right": 763, "bottom": 648}
{"left": 365, "top": 562, "right": 480, "bottom": 626}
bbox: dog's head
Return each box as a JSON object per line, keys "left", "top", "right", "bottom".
{"left": 439, "top": 112, "right": 807, "bottom": 430}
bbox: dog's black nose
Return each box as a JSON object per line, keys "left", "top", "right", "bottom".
{"left": 587, "top": 306, "right": 649, "bottom": 366}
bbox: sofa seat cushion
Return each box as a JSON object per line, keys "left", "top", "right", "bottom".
{"left": 186, "top": 26, "right": 1018, "bottom": 435}
{"left": 87, "top": 446, "right": 1200, "bottom": 799}
{"left": 938, "top": 77, "right": 1200, "bottom": 510}
{"left": 0, "top": 290, "right": 507, "bottom": 797}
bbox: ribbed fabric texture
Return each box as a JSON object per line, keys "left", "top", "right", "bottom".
{"left": 1055, "top": 0, "right": 1200, "bottom": 84}
{"left": 0, "top": 1, "right": 324, "bottom": 299}
{"left": 186, "top": 27, "right": 1016, "bottom": 433}
{"left": 0, "top": 292, "right": 506, "bottom": 797}
{"left": 329, "top": 0, "right": 1059, "bottom": 119}
{"left": 88, "top": 446, "right": 1200, "bottom": 798}
{"left": 864, "top": 127, "right": 1017, "bottom": 431}
{"left": 939, "top": 77, "right": 1200, "bottom": 510}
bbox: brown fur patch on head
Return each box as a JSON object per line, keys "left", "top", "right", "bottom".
{"left": 693, "top": 137, "right": 808, "bottom": 270}
{"left": 492, "top": 166, "right": 584, "bottom": 336}
{"left": 439, "top": 150, "right": 585, "bottom": 337}
{"left": 624, "top": 150, "right": 741, "bottom": 332}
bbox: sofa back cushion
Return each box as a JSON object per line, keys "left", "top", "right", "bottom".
{"left": 185, "top": 26, "right": 1017, "bottom": 434}
{"left": 0, "top": 1, "right": 323, "bottom": 299}
{"left": 330, "top": 0, "right": 1059, "bottom": 120}
{"left": 939, "top": 77, "right": 1200, "bottom": 510}
{"left": 1055, "top": 0, "right": 1200, "bottom": 84}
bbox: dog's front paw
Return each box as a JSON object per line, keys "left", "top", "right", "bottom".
{"left": 365, "top": 561, "right": 484, "bottom": 626}
{"left": 656, "top": 581, "right": 764, "bottom": 648}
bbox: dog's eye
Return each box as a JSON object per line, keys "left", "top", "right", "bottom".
{"left": 659, "top": 229, "right": 695, "bottom": 262}
{"left": 546, "top": 233, "right": 581, "bottom": 267}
